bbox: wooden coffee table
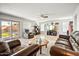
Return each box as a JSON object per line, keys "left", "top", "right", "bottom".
{"left": 27, "top": 35, "right": 58, "bottom": 54}
{"left": 39, "top": 40, "right": 49, "bottom": 54}
{"left": 28, "top": 36, "right": 49, "bottom": 54}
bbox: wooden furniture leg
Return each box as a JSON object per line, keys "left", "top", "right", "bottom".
{"left": 40, "top": 46, "right": 42, "bottom": 54}
{"left": 46, "top": 44, "right": 47, "bottom": 48}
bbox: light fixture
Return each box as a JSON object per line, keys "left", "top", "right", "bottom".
{"left": 40, "top": 14, "right": 48, "bottom": 18}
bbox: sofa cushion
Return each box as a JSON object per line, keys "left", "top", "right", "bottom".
{"left": 7, "top": 39, "right": 21, "bottom": 49}
{"left": 59, "top": 35, "right": 70, "bottom": 39}
{"left": 57, "top": 38, "right": 68, "bottom": 41}
{"left": 56, "top": 40, "right": 70, "bottom": 46}
{"left": 55, "top": 44, "right": 72, "bottom": 50}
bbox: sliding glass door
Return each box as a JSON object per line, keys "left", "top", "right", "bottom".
{"left": 1, "top": 21, "right": 11, "bottom": 39}
{"left": 0, "top": 21, "right": 1, "bottom": 39}
{"left": 0, "top": 19, "right": 20, "bottom": 40}
{"left": 11, "top": 21, "right": 20, "bottom": 38}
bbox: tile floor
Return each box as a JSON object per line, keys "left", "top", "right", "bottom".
{"left": 36, "top": 35, "right": 58, "bottom": 56}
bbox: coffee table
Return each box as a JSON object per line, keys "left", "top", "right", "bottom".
{"left": 39, "top": 39, "right": 49, "bottom": 54}
{"left": 28, "top": 35, "right": 49, "bottom": 54}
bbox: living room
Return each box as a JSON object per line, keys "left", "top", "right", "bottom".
{"left": 0, "top": 3, "right": 79, "bottom": 56}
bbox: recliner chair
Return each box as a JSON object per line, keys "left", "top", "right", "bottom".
{"left": 50, "top": 31, "right": 79, "bottom": 56}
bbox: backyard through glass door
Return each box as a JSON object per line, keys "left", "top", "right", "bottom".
{"left": 0, "top": 20, "right": 20, "bottom": 40}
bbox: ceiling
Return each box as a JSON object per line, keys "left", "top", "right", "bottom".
{"left": 0, "top": 3, "right": 79, "bottom": 22}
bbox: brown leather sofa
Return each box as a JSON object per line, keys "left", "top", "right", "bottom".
{"left": 0, "top": 39, "right": 40, "bottom": 56}
{"left": 47, "top": 30, "right": 57, "bottom": 36}
{"left": 50, "top": 31, "right": 79, "bottom": 56}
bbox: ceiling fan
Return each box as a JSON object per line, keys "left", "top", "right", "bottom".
{"left": 40, "top": 13, "right": 55, "bottom": 18}
{"left": 40, "top": 14, "right": 48, "bottom": 18}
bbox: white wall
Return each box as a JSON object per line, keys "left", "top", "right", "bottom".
{"left": 23, "top": 20, "right": 36, "bottom": 32}
{"left": 73, "top": 5, "right": 79, "bottom": 31}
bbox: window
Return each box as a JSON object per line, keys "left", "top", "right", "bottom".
{"left": 62, "top": 22, "right": 68, "bottom": 33}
